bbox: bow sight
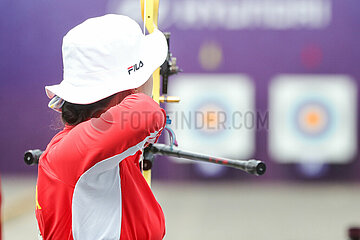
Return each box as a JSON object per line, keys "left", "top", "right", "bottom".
{"left": 159, "top": 32, "right": 181, "bottom": 103}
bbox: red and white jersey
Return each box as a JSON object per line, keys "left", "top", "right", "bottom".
{"left": 36, "top": 93, "right": 166, "bottom": 240}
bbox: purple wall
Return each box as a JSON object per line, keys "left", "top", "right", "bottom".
{"left": 1, "top": 0, "right": 360, "bottom": 181}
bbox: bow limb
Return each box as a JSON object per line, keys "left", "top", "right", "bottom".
{"left": 141, "top": 0, "right": 160, "bottom": 187}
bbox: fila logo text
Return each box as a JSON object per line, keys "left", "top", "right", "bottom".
{"left": 128, "top": 61, "right": 144, "bottom": 75}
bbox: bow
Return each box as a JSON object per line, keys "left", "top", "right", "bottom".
{"left": 140, "top": 0, "right": 181, "bottom": 186}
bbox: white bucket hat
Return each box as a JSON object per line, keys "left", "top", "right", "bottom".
{"left": 45, "top": 14, "right": 168, "bottom": 106}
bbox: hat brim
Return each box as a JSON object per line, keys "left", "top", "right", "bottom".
{"left": 45, "top": 28, "right": 168, "bottom": 104}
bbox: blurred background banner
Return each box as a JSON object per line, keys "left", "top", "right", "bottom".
{"left": 108, "top": 0, "right": 332, "bottom": 30}
{"left": 1, "top": 0, "right": 360, "bottom": 180}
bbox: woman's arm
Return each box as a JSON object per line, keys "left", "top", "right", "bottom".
{"left": 45, "top": 93, "right": 166, "bottom": 184}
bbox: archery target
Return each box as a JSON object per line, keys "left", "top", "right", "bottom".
{"left": 269, "top": 74, "right": 357, "bottom": 164}
{"left": 167, "top": 74, "right": 255, "bottom": 164}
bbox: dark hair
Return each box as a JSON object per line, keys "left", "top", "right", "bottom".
{"left": 61, "top": 90, "right": 133, "bottom": 126}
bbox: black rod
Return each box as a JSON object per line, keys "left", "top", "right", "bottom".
{"left": 148, "top": 144, "right": 266, "bottom": 176}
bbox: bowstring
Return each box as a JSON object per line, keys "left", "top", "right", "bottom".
{"left": 140, "top": 0, "right": 147, "bottom": 173}
{"left": 143, "top": 0, "right": 147, "bottom": 36}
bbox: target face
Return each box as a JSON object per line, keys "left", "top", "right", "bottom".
{"left": 269, "top": 74, "right": 357, "bottom": 164}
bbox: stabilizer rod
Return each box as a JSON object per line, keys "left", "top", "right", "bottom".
{"left": 146, "top": 144, "right": 266, "bottom": 176}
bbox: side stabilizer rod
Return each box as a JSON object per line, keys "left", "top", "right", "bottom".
{"left": 146, "top": 144, "right": 266, "bottom": 176}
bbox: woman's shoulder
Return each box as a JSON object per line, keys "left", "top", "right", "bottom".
{"left": 45, "top": 127, "right": 72, "bottom": 151}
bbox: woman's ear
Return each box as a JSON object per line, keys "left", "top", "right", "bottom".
{"left": 136, "top": 76, "right": 153, "bottom": 97}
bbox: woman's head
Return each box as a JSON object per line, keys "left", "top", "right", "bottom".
{"left": 43, "top": 14, "right": 166, "bottom": 126}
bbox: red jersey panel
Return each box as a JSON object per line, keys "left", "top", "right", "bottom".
{"left": 36, "top": 93, "right": 166, "bottom": 240}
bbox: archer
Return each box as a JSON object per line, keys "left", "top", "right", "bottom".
{"left": 35, "top": 14, "right": 168, "bottom": 240}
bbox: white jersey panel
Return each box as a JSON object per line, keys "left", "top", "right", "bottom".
{"left": 72, "top": 163, "right": 121, "bottom": 240}
{"left": 72, "top": 134, "right": 158, "bottom": 240}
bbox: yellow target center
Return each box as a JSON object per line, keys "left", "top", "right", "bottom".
{"left": 306, "top": 112, "right": 320, "bottom": 126}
